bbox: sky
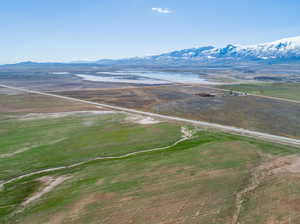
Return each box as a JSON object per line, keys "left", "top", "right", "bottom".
{"left": 1, "top": 0, "right": 300, "bottom": 64}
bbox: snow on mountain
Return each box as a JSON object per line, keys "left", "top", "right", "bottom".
{"left": 4, "top": 36, "right": 300, "bottom": 67}
{"left": 114, "top": 35, "right": 300, "bottom": 64}
{"left": 206, "top": 36, "right": 300, "bottom": 59}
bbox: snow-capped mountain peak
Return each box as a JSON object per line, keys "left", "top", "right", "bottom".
{"left": 96, "top": 35, "right": 300, "bottom": 65}
{"left": 262, "top": 36, "right": 300, "bottom": 48}
{"left": 207, "top": 36, "right": 300, "bottom": 59}
{"left": 157, "top": 35, "right": 300, "bottom": 61}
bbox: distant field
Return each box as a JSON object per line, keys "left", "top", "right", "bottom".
{"left": 0, "top": 87, "right": 104, "bottom": 119}
{"left": 0, "top": 70, "right": 141, "bottom": 91}
{"left": 1, "top": 87, "right": 300, "bottom": 224}
{"left": 57, "top": 85, "right": 300, "bottom": 139}
{"left": 219, "top": 83, "right": 300, "bottom": 101}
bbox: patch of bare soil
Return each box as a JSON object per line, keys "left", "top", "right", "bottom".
{"left": 125, "top": 114, "right": 161, "bottom": 125}
{"left": 50, "top": 192, "right": 116, "bottom": 224}
{"left": 181, "top": 126, "right": 194, "bottom": 139}
{"left": 0, "top": 139, "right": 65, "bottom": 159}
{"left": 232, "top": 155, "right": 300, "bottom": 224}
{"left": 267, "top": 156, "right": 300, "bottom": 174}
{"left": 17, "top": 110, "right": 116, "bottom": 120}
{"left": 21, "top": 175, "right": 71, "bottom": 208}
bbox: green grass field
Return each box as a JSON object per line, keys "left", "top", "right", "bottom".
{"left": 1, "top": 89, "right": 300, "bottom": 224}
{"left": 0, "top": 113, "right": 182, "bottom": 180}
{"left": 219, "top": 83, "right": 300, "bottom": 101}
{"left": 1, "top": 128, "right": 300, "bottom": 224}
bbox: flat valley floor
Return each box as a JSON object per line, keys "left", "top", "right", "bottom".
{"left": 1, "top": 86, "right": 300, "bottom": 224}
{"left": 55, "top": 84, "right": 300, "bottom": 139}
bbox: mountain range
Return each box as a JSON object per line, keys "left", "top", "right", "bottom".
{"left": 3, "top": 36, "right": 300, "bottom": 67}
{"left": 95, "top": 35, "right": 300, "bottom": 65}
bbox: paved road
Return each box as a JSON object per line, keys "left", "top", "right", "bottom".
{"left": 1, "top": 84, "right": 300, "bottom": 147}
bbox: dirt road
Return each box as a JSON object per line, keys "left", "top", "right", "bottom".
{"left": 0, "top": 127, "right": 191, "bottom": 189}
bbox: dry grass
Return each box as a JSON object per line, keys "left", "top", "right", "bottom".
{"left": 56, "top": 85, "right": 300, "bottom": 139}
{"left": 0, "top": 92, "right": 103, "bottom": 115}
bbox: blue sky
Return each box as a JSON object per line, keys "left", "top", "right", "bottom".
{"left": 1, "top": 0, "right": 300, "bottom": 64}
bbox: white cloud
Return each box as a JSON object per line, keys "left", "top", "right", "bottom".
{"left": 151, "top": 7, "right": 173, "bottom": 14}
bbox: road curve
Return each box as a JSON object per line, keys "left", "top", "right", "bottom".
{"left": 1, "top": 84, "right": 300, "bottom": 147}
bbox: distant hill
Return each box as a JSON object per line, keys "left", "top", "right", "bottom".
{"left": 3, "top": 36, "right": 300, "bottom": 67}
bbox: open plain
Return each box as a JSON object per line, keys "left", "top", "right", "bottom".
{"left": 55, "top": 84, "right": 300, "bottom": 139}
{"left": 2, "top": 3, "right": 300, "bottom": 223}
{"left": 1, "top": 81, "right": 300, "bottom": 224}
